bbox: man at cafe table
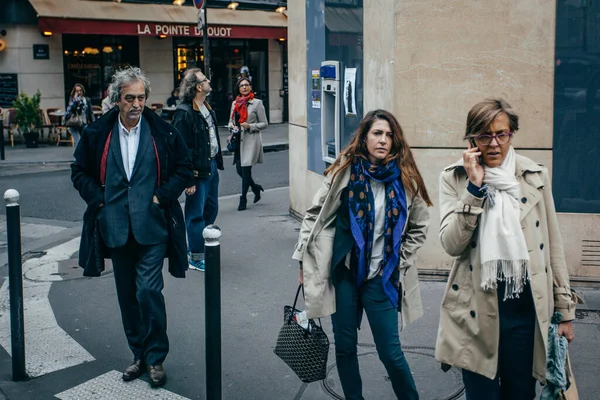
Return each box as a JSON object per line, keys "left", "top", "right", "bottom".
{"left": 71, "top": 66, "right": 192, "bottom": 388}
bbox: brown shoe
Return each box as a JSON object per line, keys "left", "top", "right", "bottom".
{"left": 122, "top": 359, "right": 145, "bottom": 382}
{"left": 147, "top": 364, "right": 167, "bottom": 387}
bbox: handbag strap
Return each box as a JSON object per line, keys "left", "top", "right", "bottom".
{"left": 289, "top": 284, "right": 323, "bottom": 328}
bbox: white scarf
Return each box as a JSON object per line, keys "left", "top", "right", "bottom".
{"left": 479, "top": 147, "right": 530, "bottom": 300}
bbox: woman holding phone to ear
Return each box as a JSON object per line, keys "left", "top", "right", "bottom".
{"left": 435, "top": 98, "right": 579, "bottom": 399}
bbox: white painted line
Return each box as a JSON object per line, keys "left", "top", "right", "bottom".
{"left": 55, "top": 370, "right": 191, "bottom": 400}
{"left": 0, "top": 237, "right": 95, "bottom": 377}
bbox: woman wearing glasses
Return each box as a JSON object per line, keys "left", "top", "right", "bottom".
{"left": 228, "top": 78, "right": 268, "bottom": 211}
{"left": 435, "top": 99, "right": 579, "bottom": 399}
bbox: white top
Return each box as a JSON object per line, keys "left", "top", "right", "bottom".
{"left": 199, "top": 104, "right": 219, "bottom": 157}
{"left": 368, "top": 181, "right": 387, "bottom": 279}
{"left": 118, "top": 115, "right": 142, "bottom": 181}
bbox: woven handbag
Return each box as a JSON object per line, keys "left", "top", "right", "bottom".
{"left": 273, "top": 284, "right": 330, "bottom": 383}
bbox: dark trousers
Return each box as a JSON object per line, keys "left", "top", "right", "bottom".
{"left": 462, "top": 282, "right": 537, "bottom": 400}
{"left": 331, "top": 270, "right": 419, "bottom": 400}
{"left": 111, "top": 236, "right": 169, "bottom": 366}
{"left": 235, "top": 163, "right": 256, "bottom": 198}
{"left": 185, "top": 159, "right": 219, "bottom": 254}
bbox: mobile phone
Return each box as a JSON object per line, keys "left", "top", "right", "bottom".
{"left": 469, "top": 138, "right": 483, "bottom": 164}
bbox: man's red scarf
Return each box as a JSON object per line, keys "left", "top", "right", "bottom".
{"left": 232, "top": 92, "right": 254, "bottom": 124}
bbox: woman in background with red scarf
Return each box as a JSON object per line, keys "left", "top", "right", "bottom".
{"left": 228, "top": 78, "right": 268, "bottom": 211}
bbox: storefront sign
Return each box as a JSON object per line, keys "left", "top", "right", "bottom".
{"left": 38, "top": 18, "right": 287, "bottom": 40}
{"left": 137, "top": 23, "right": 233, "bottom": 37}
{"left": 33, "top": 44, "right": 50, "bottom": 60}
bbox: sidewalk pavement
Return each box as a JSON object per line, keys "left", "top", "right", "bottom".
{"left": 0, "top": 187, "right": 598, "bottom": 399}
{"left": 0, "top": 123, "right": 289, "bottom": 176}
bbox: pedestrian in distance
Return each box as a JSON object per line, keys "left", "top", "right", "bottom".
{"left": 227, "top": 77, "right": 268, "bottom": 211}
{"left": 292, "top": 109, "right": 432, "bottom": 400}
{"left": 435, "top": 98, "right": 579, "bottom": 399}
{"left": 166, "top": 89, "right": 179, "bottom": 108}
{"left": 172, "top": 68, "right": 224, "bottom": 272}
{"left": 64, "top": 83, "right": 94, "bottom": 147}
{"left": 71, "top": 67, "right": 193, "bottom": 388}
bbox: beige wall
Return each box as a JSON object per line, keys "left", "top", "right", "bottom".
{"left": 268, "top": 39, "right": 284, "bottom": 124}
{"left": 288, "top": 0, "right": 600, "bottom": 280}
{"left": 0, "top": 25, "right": 65, "bottom": 109}
{"left": 139, "top": 36, "right": 173, "bottom": 107}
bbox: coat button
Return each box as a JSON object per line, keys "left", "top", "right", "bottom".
{"left": 540, "top": 243, "right": 544, "bottom": 250}
{"left": 536, "top": 220, "right": 540, "bottom": 227}
{"left": 470, "top": 310, "right": 476, "bottom": 318}
{"left": 521, "top": 197, "right": 527, "bottom": 203}
{"left": 452, "top": 284, "right": 459, "bottom": 291}
{"left": 471, "top": 241, "right": 477, "bottom": 248}
{"left": 545, "top": 266, "right": 548, "bottom": 273}
{"left": 469, "top": 265, "right": 473, "bottom": 271}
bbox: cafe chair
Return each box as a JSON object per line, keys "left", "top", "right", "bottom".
{"left": 38, "top": 108, "right": 53, "bottom": 143}
{"left": 46, "top": 108, "right": 71, "bottom": 146}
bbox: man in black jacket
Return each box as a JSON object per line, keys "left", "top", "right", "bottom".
{"left": 71, "top": 67, "right": 193, "bottom": 387}
{"left": 172, "top": 68, "right": 224, "bottom": 272}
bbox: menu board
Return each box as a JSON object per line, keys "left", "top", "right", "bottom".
{"left": 0, "top": 74, "right": 18, "bottom": 108}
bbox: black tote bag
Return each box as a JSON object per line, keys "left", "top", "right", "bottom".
{"left": 273, "top": 284, "right": 330, "bottom": 383}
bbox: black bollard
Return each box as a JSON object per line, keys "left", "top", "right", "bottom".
{"left": 4, "top": 189, "right": 26, "bottom": 381}
{"left": 0, "top": 115, "right": 5, "bottom": 160}
{"left": 203, "top": 224, "right": 222, "bottom": 400}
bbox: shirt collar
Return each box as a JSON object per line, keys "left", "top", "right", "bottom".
{"left": 118, "top": 114, "right": 142, "bottom": 135}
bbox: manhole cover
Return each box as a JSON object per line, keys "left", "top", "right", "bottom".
{"left": 322, "top": 345, "right": 464, "bottom": 400}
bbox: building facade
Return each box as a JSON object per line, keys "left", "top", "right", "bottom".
{"left": 0, "top": 0, "right": 288, "bottom": 124}
{"left": 288, "top": 0, "right": 600, "bottom": 283}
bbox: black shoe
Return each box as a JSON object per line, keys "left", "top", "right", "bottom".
{"left": 147, "top": 364, "right": 167, "bottom": 387}
{"left": 252, "top": 184, "right": 264, "bottom": 204}
{"left": 238, "top": 196, "right": 247, "bottom": 211}
{"left": 122, "top": 359, "right": 145, "bottom": 382}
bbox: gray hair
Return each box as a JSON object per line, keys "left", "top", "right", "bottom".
{"left": 108, "top": 67, "right": 151, "bottom": 104}
{"left": 178, "top": 68, "right": 204, "bottom": 104}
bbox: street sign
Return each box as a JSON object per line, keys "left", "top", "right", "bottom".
{"left": 193, "top": 0, "right": 205, "bottom": 9}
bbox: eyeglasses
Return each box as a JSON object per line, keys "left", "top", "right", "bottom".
{"left": 474, "top": 131, "right": 514, "bottom": 146}
{"left": 123, "top": 94, "right": 146, "bottom": 103}
{"left": 239, "top": 84, "right": 251, "bottom": 88}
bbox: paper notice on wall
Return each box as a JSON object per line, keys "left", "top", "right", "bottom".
{"left": 344, "top": 67, "right": 357, "bottom": 116}
{"left": 311, "top": 69, "right": 321, "bottom": 108}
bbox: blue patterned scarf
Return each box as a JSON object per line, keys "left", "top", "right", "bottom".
{"left": 348, "top": 157, "right": 407, "bottom": 308}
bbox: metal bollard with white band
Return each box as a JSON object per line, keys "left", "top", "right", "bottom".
{"left": 4, "top": 189, "right": 26, "bottom": 381}
{"left": 203, "top": 224, "right": 222, "bottom": 399}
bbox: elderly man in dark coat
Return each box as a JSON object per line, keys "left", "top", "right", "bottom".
{"left": 71, "top": 67, "right": 193, "bottom": 388}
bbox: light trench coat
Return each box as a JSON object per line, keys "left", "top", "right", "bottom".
{"left": 292, "top": 162, "right": 430, "bottom": 330}
{"left": 435, "top": 153, "right": 579, "bottom": 384}
{"left": 228, "top": 98, "right": 267, "bottom": 167}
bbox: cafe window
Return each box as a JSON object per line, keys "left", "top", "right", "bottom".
{"left": 173, "top": 38, "right": 269, "bottom": 123}
{"left": 62, "top": 35, "right": 139, "bottom": 107}
{"left": 553, "top": 1, "right": 600, "bottom": 213}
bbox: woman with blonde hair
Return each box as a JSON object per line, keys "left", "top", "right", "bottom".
{"left": 292, "top": 109, "right": 432, "bottom": 399}
{"left": 435, "top": 98, "right": 579, "bottom": 399}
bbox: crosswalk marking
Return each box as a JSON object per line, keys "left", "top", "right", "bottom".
{"left": 54, "top": 370, "right": 191, "bottom": 400}
{"left": 0, "top": 237, "right": 95, "bottom": 377}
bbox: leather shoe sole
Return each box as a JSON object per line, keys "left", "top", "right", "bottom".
{"left": 122, "top": 360, "right": 144, "bottom": 382}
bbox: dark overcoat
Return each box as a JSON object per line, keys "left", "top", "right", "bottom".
{"left": 71, "top": 107, "right": 193, "bottom": 278}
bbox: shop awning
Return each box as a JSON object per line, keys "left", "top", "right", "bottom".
{"left": 30, "top": 0, "right": 287, "bottom": 38}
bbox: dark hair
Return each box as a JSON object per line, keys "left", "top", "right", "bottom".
{"left": 235, "top": 78, "right": 252, "bottom": 96}
{"left": 70, "top": 83, "right": 86, "bottom": 98}
{"left": 325, "top": 109, "right": 433, "bottom": 206}
{"left": 464, "top": 98, "right": 519, "bottom": 139}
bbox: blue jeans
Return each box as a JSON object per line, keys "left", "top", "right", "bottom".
{"left": 69, "top": 127, "right": 82, "bottom": 148}
{"left": 184, "top": 159, "right": 219, "bottom": 255}
{"left": 462, "top": 282, "right": 536, "bottom": 400}
{"left": 331, "top": 269, "right": 419, "bottom": 400}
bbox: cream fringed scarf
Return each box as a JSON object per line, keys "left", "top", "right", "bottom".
{"left": 479, "top": 147, "right": 530, "bottom": 300}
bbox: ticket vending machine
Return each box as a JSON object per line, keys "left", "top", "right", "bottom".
{"left": 320, "top": 61, "right": 342, "bottom": 164}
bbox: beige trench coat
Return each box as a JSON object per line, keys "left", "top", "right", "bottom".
{"left": 292, "top": 162, "right": 430, "bottom": 330}
{"left": 435, "top": 153, "right": 578, "bottom": 383}
{"left": 228, "top": 98, "right": 267, "bottom": 167}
